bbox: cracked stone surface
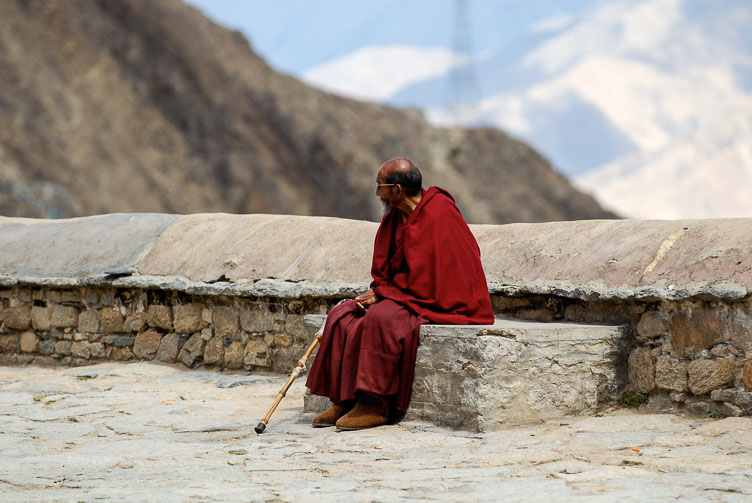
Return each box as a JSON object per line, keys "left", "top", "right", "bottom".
{"left": 3, "top": 215, "right": 752, "bottom": 302}
{"left": 1, "top": 362, "right": 751, "bottom": 502}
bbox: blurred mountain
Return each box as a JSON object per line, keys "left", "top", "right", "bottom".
{"left": 0, "top": 0, "right": 615, "bottom": 223}
{"left": 304, "top": 0, "right": 752, "bottom": 219}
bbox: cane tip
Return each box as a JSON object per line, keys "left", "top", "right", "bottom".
{"left": 254, "top": 422, "right": 266, "bottom": 434}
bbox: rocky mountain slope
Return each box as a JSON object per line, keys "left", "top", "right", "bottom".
{"left": 0, "top": 0, "right": 615, "bottom": 223}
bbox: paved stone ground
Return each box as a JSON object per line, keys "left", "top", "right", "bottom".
{"left": 1, "top": 362, "right": 751, "bottom": 502}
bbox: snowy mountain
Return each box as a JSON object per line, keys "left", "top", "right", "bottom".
{"left": 300, "top": 0, "right": 752, "bottom": 219}
{"left": 301, "top": 46, "right": 463, "bottom": 102}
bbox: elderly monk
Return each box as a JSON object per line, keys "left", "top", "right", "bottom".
{"left": 306, "top": 157, "right": 493, "bottom": 431}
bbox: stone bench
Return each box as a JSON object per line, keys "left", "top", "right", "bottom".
{"left": 303, "top": 316, "right": 631, "bottom": 431}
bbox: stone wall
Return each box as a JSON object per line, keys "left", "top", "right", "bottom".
{"left": 2, "top": 213, "right": 752, "bottom": 418}
{"left": 488, "top": 294, "right": 752, "bottom": 417}
{"left": 0, "top": 286, "right": 332, "bottom": 372}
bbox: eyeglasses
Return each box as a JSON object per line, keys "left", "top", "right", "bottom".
{"left": 376, "top": 183, "right": 397, "bottom": 190}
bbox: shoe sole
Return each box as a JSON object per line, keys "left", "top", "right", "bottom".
{"left": 335, "top": 423, "right": 388, "bottom": 431}
{"left": 312, "top": 422, "right": 336, "bottom": 428}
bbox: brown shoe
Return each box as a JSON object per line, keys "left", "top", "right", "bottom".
{"left": 312, "top": 403, "right": 352, "bottom": 427}
{"left": 335, "top": 399, "right": 389, "bottom": 431}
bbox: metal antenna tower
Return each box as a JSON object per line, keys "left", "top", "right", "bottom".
{"left": 448, "top": 0, "right": 481, "bottom": 126}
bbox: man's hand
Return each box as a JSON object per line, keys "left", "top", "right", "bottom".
{"left": 355, "top": 288, "right": 380, "bottom": 312}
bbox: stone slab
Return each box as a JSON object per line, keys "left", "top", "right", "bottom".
{"left": 0, "top": 213, "right": 179, "bottom": 279}
{"left": 135, "top": 213, "right": 376, "bottom": 284}
{"left": 3, "top": 214, "right": 752, "bottom": 302}
{"left": 409, "top": 318, "right": 631, "bottom": 431}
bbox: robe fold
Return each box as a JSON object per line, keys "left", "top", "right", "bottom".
{"left": 306, "top": 186, "right": 493, "bottom": 413}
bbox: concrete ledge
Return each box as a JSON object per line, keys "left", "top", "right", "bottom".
{"left": 410, "top": 318, "right": 630, "bottom": 430}
{"left": 303, "top": 316, "right": 631, "bottom": 430}
{"left": 2, "top": 214, "right": 752, "bottom": 302}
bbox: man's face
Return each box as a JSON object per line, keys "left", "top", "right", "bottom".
{"left": 376, "top": 171, "right": 397, "bottom": 214}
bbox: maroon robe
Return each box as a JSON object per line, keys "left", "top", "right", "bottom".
{"left": 306, "top": 187, "right": 493, "bottom": 413}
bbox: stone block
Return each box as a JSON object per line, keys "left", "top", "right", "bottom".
{"left": 243, "top": 339, "right": 269, "bottom": 368}
{"left": 82, "top": 289, "right": 99, "bottom": 306}
{"left": 655, "top": 356, "right": 687, "bottom": 392}
{"left": 133, "top": 330, "right": 163, "bottom": 359}
{"left": 1, "top": 334, "right": 18, "bottom": 352}
{"left": 240, "top": 303, "right": 282, "bottom": 333}
{"left": 19, "top": 332, "right": 38, "bottom": 353}
{"left": 174, "top": 304, "right": 205, "bottom": 333}
{"left": 710, "top": 389, "right": 738, "bottom": 403}
{"left": 710, "top": 343, "right": 735, "bottom": 358}
{"left": 156, "top": 333, "right": 179, "bottom": 363}
{"left": 303, "top": 391, "right": 332, "bottom": 413}
{"left": 54, "top": 340, "right": 72, "bottom": 356}
{"left": 98, "top": 308, "right": 125, "bottom": 333}
{"left": 272, "top": 334, "right": 292, "bottom": 347}
{"left": 147, "top": 305, "right": 173, "bottom": 330}
{"left": 304, "top": 314, "right": 327, "bottom": 345}
{"left": 45, "top": 291, "right": 61, "bottom": 303}
{"left": 628, "top": 348, "right": 655, "bottom": 394}
{"left": 213, "top": 306, "right": 240, "bottom": 339}
{"left": 719, "top": 403, "right": 744, "bottom": 417}
{"left": 113, "top": 336, "right": 135, "bottom": 347}
{"left": 60, "top": 290, "right": 80, "bottom": 303}
{"left": 408, "top": 319, "right": 630, "bottom": 430}
{"left": 112, "top": 346, "right": 134, "bottom": 361}
{"left": 178, "top": 333, "right": 205, "bottom": 367}
{"left": 203, "top": 337, "right": 224, "bottom": 365}
{"left": 100, "top": 335, "right": 117, "bottom": 345}
{"left": 728, "top": 304, "right": 752, "bottom": 354}
{"left": 3, "top": 306, "right": 31, "bottom": 330}
{"left": 269, "top": 347, "right": 301, "bottom": 372}
{"left": 78, "top": 310, "right": 101, "bottom": 333}
{"left": 202, "top": 308, "right": 213, "bottom": 324}
{"left": 285, "top": 300, "right": 305, "bottom": 314}
{"left": 688, "top": 359, "right": 735, "bottom": 395}
{"left": 46, "top": 330, "right": 63, "bottom": 340}
{"left": 201, "top": 327, "right": 213, "bottom": 341}
{"left": 51, "top": 305, "right": 79, "bottom": 328}
{"left": 734, "top": 392, "right": 752, "bottom": 414}
{"left": 15, "top": 289, "right": 31, "bottom": 303}
{"left": 99, "top": 289, "right": 115, "bottom": 306}
{"left": 743, "top": 362, "right": 752, "bottom": 391}
{"left": 669, "top": 392, "right": 686, "bottom": 402}
{"left": 284, "top": 314, "right": 306, "bottom": 341}
{"left": 31, "top": 306, "right": 52, "bottom": 331}
{"left": 71, "top": 341, "right": 92, "bottom": 359}
{"left": 39, "top": 340, "right": 55, "bottom": 355}
{"left": 637, "top": 311, "right": 670, "bottom": 339}
{"left": 124, "top": 313, "right": 147, "bottom": 332}
{"left": 670, "top": 308, "right": 726, "bottom": 357}
{"left": 32, "top": 356, "right": 57, "bottom": 366}
{"left": 90, "top": 342, "right": 106, "bottom": 358}
{"left": 223, "top": 341, "right": 245, "bottom": 369}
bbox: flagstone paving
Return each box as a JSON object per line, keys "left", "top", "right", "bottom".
{"left": 1, "top": 362, "right": 750, "bottom": 502}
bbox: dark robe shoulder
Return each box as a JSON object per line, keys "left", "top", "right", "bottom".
{"left": 371, "top": 186, "right": 494, "bottom": 324}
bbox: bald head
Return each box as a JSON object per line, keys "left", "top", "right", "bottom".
{"left": 379, "top": 157, "right": 422, "bottom": 196}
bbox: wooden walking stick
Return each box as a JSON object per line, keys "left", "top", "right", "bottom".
{"left": 254, "top": 331, "right": 323, "bottom": 434}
